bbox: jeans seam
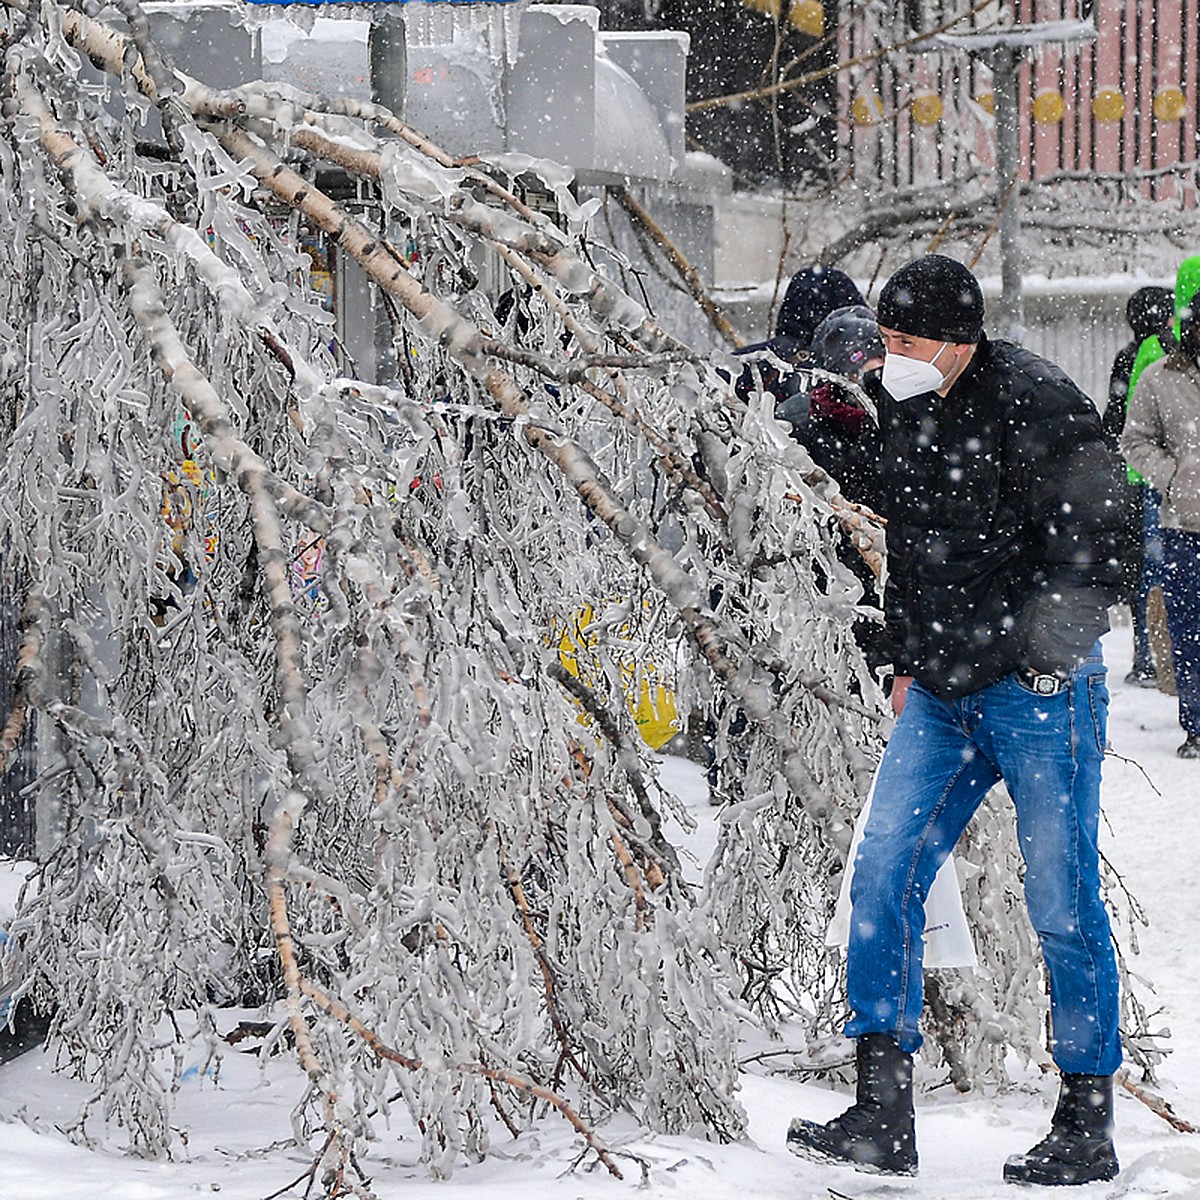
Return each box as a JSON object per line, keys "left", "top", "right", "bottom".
{"left": 1067, "top": 680, "right": 1105, "bottom": 1074}
{"left": 896, "top": 754, "right": 971, "bottom": 1044}
{"left": 1087, "top": 675, "right": 1105, "bottom": 757}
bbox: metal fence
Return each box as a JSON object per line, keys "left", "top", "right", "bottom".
{"left": 841, "top": 0, "right": 1199, "bottom": 201}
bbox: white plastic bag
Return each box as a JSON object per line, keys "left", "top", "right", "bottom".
{"left": 826, "top": 776, "right": 977, "bottom": 970}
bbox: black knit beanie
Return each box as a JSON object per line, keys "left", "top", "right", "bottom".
{"left": 775, "top": 266, "right": 865, "bottom": 346}
{"left": 877, "top": 255, "right": 985, "bottom": 343}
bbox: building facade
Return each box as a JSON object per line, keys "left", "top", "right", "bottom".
{"left": 841, "top": 0, "right": 1198, "bottom": 204}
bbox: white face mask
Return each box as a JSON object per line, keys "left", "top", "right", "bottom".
{"left": 881, "top": 343, "right": 949, "bottom": 401}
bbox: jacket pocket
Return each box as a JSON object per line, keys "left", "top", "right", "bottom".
{"left": 1166, "top": 456, "right": 1200, "bottom": 530}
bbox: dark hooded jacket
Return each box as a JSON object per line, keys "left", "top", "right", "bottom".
{"left": 1101, "top": 284, "right": 1175, "bottom": 450}
{"left": 810, "top": 335, "right": 1128, "bottom": 699}
{"left": 733, "top": 267, "right": 865, "bottom": 404}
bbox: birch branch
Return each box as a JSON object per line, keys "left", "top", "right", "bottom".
{"left": 607, "top": 184, "right": 746, "bottom": 351}
{"left": 217, "top": 122, "right": 855, "bottom": 853}
{"left": 278, "top": 121, "right": 685, "bottom": 354}
{"left": 0, "top": 586, "right": 42, "bottom": 777}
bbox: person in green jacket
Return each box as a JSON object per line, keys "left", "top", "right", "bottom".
{"left": 1102, "top": 285, "right": 1175, "bottom": 685}
{"left": 1122, "top": 256, "right": 1200, "bottom": 758}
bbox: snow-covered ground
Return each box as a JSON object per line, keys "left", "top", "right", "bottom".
{"left": 3, "top": 624, "right": 1200, "bottom": 1200}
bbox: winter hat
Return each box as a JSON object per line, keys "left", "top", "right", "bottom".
{"left": 1125, "top": 286, "right": 1174, "bottom": 343}
{"left": 876, "top": 255, "right": 985, "bottom": 343}
{"left": 775, "top": 265, "right": 865, "bottom": 346}
{"left": 810, "top": 305, "right": 884, "bottom": 377}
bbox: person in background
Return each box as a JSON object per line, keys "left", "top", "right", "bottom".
{"left": 1102, "top": 285, "right": 1175, "bottom": 686}
{"left": 777, "top": 305, "right": 890, "bottom": 679}
{"left": 785, "top": 255, "right": 1127, "bottom": 1186}
{"left": 778, "top": 303, "right": 884, "bottom": 427}
{"left": 1105, "top": 286, "right": 1176, "bottom": 431}
{"left": 734, "top": 264, "right": 864, "bottom": 406}
{"left": 1122, "top": 259, "right": 1200, "bottom": 759}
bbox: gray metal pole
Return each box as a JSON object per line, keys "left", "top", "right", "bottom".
{"left": 365, "top": 7, "right": 408, "bottom": 383}
{"left": 992, "top": 45, "right": 1024, "bottom": 341}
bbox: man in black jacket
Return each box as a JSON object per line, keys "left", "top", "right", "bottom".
{"left": 786, "top": 256, "right": 1128, "bottom": 1186}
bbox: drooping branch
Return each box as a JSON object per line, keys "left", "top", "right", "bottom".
{"left": 213, "top": 119, "right": 858, "bottom": 854}
{"left": 298, "top": 976, "right": 626, "bottom": 1180}
{"left": 607, "top": 184, "right": 746, "bottom": 351}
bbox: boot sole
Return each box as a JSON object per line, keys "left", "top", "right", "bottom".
{"left": 787, "top": 1129, "right": 918, "bottom": 1177}
{"left": 1003, "top": 1157, "right": 1118, "bottom": 1186}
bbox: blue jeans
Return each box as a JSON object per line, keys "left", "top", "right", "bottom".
{"left": 1160, "top": 527, "right": 1200, "bottom": 736}
{"left": 845, "top": 652, "right": 1121, "bottom": 1076}
{"left": 1133, "top": 487, "right": 1165, "bottom": 672}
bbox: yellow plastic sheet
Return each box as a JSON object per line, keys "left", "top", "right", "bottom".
{"left": 555, "top": 604, "right": 680, "bottom": 750}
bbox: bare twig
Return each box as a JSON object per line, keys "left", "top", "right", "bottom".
{"left": 1116, "top": 1069, "right": 1199, "bottom": 1134}
{"left": 686, "top": 0, "right": 997, "bottom": 114}
{"left": 607, "top": 185, "right": 746, "bottom": 350}
{"left": 298, "top": 978, "right": 626, "bottom": 1179}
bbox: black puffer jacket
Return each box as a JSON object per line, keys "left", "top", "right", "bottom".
{"left": 810, "top": 336, "right": 1128, "bottom": 699}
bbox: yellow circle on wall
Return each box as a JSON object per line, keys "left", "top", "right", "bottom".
{"left": 1032, "top": 89, "right": 1065, "bottom": 124}
{"left": 789, "top": 0, "right": 824, "bottom": 36}
{"left": 1092, "top": 89, "right": 1126, "bottom": 123}
{"left": 742, "top": 0, "right": 783, "bottom": 19}
{"left": 1154, "top": 86, "right": 1188, "bottom": 122}
{"left": 974, "top": 91, "right": 995, "bottom": 115}
{"left": 911, "top": 92, "right": 943, "bottom": 126}
{"left": 852, "top": 92, "right": 884, "bottom": 126}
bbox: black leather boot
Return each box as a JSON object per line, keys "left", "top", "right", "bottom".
{"left": 786, "top": 1033, "right": 917, "bottom": 1175}
{"left": 1003, "top": 1073, "right": 1119, "bottom": 1186}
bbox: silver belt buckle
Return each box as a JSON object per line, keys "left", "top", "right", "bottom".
{"left": 1029, "top": 671, "right": 1065, "bottom": 695}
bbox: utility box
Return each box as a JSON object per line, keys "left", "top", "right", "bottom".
{"left": 504, "top": 5, "right": 598, "bottom": 168}
{"left": 404, "top": 27, "right": 507, "bottom": 155}
{"left": 144, "top": 1, "right": 262, "bottom": 93}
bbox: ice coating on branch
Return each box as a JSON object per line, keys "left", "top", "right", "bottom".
{"left": 445, "top": 190, "right": 550, "bottom": 249}
{"left": 416, "top": 299, "right": 489, "bottom": 376}
{"left": 477, "top": 151, "right": 600, "bottom": 235}
{"left": 380, "top": 141, "right": 466, "bottom": 210}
